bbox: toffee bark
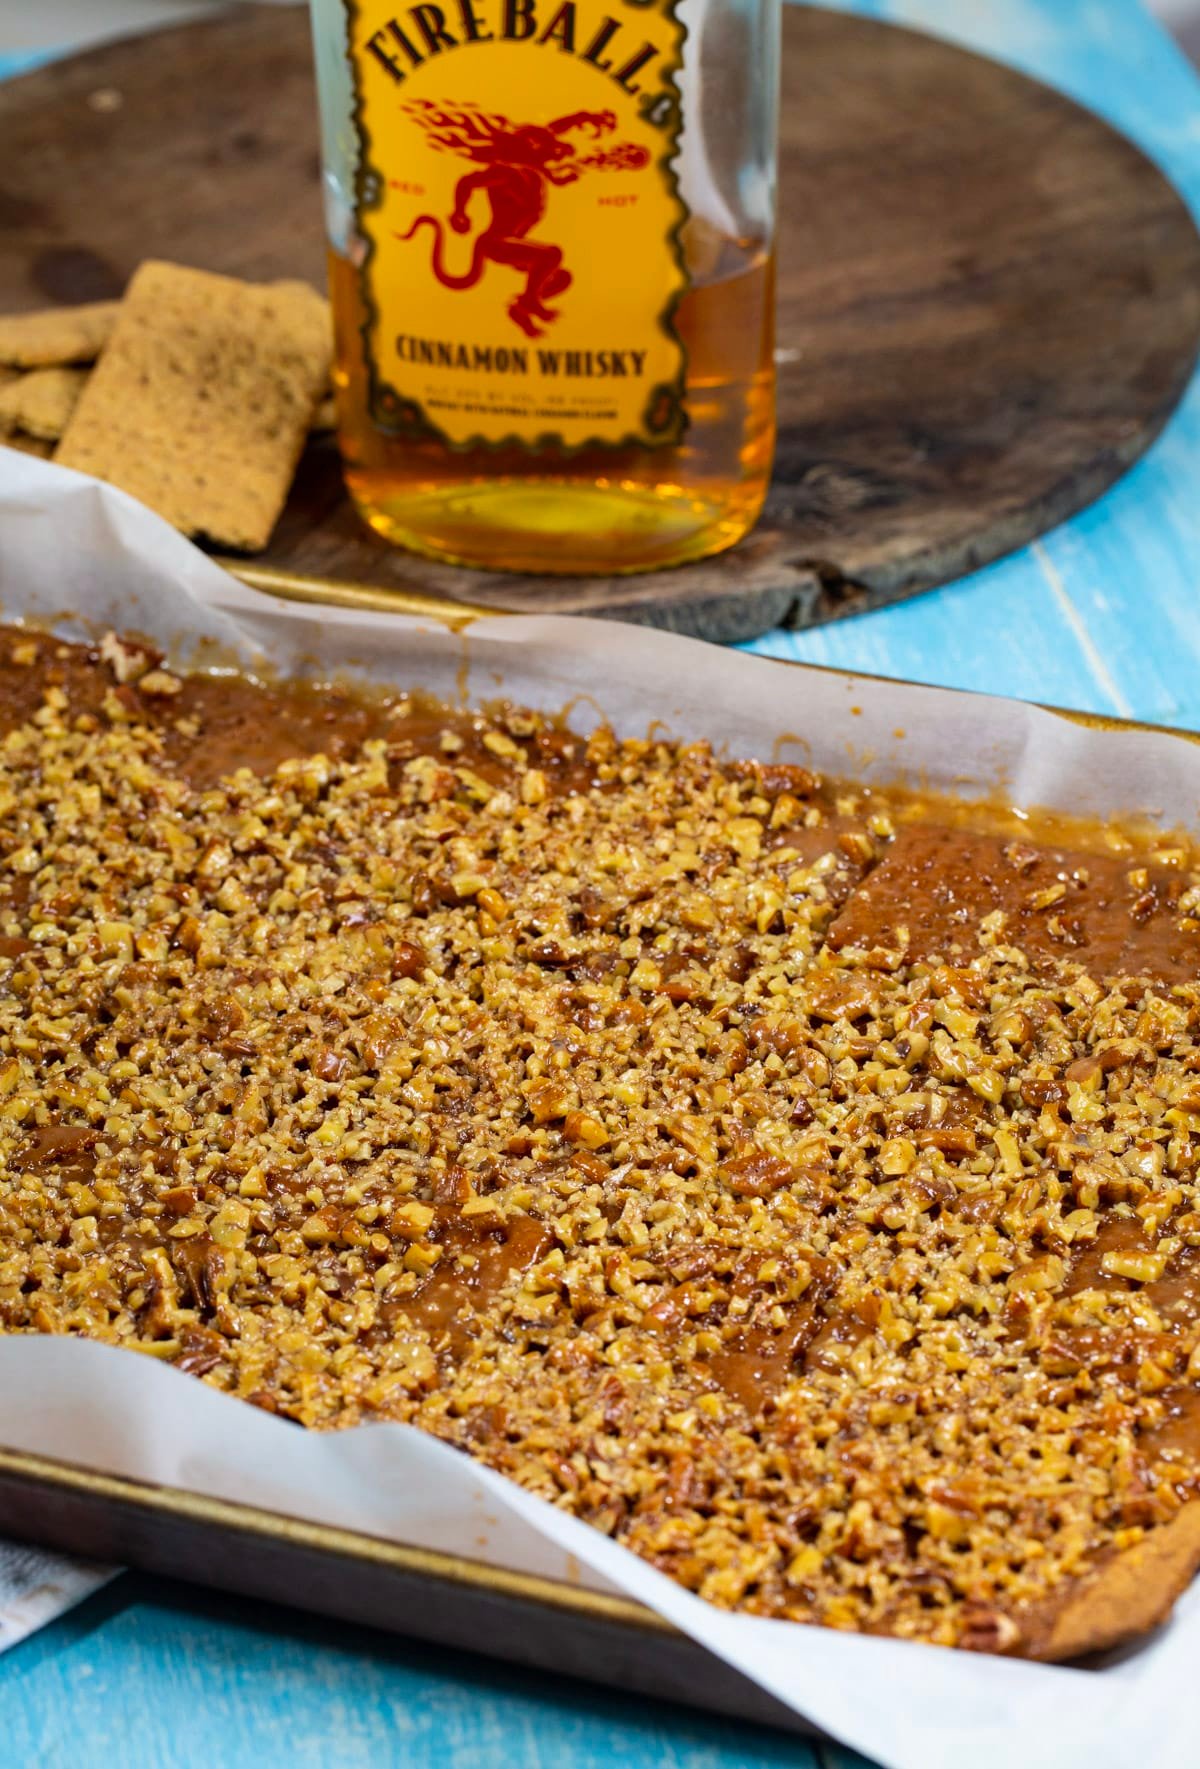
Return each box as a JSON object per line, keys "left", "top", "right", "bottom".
{"left": 3, "top": 624, "right": 1200, "bottom": 1657}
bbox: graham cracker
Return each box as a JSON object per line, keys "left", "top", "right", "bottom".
{"left": 1025, "top": 1501, "right": 1200, "bottom": 1661}
{"left": 55, "top": 263, "right": 332, "bottom": 552}
{"left": 0, "top": 302, "right": 119, "bottom": 368}
{"left": 2, "top": 433, "right": 54, "bottom": 459}
{"left": 0, "top": 367, "right": 88, "bottom": 441}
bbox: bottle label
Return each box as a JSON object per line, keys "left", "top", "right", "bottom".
{"left": 345, "top": 0, "right": 688, "bottom": 450}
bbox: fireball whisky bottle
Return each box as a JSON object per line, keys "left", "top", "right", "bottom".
{"left": 310, "top": 0, "right": 779, "bottom": 574}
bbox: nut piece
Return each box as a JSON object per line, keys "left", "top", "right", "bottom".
{"left": 562, "top": 1110, "right": 608, "bottom": 1150}
{"left": 138, "top": 669, "right": 183, "bottom": 698}
{"left": 391, "top": 1201, "right": 436, "bottom": 1240}
{"left": 99, "top": 631, "right": 156, "bottom": 684}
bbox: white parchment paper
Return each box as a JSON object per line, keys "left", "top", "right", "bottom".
{"left": 1, "top": 450, "right": 1199, "bottom": 1767}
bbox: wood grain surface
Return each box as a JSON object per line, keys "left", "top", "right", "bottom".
{"left": 0, "top": 3, "right": 1198, "bottom": 642}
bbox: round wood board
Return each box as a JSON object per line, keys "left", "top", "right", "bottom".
{"left": 1, "top": 5, "right": 1198, "bottom": 642}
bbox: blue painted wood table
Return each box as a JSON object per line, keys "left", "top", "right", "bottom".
{"left": 3, "top": 2, "right": 1200, "bottom": 1764}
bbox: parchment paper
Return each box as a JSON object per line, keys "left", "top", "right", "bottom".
{"left": 1, "top": 449, "right": 1199, "bottom": 1768}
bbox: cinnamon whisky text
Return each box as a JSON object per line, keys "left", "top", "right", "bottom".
{"left": 396, "top": 334, "right": 649, "bottom": 376}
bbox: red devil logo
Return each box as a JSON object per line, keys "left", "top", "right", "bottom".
{"left": 395, "top": 101, "right": 650, "bottom": 339}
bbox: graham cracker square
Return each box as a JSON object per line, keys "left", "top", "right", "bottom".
{"left": 55, "top": 262, "right": 332, "bottom": 552}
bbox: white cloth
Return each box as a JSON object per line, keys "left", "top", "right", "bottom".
{"left": 0, "top": 1542, "right": 115, "bottom": 1650}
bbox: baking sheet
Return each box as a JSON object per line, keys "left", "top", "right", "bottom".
{"left": 1, "top": 449, "right": 1200, "bottom": 1769}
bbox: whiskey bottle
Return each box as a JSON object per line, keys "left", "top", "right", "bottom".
{"left": 310, "top": 0, "right": 779, "bottom": 574}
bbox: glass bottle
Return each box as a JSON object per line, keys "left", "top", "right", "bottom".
{"left": 310, "top": 0, "right": 779, "bottom": 574}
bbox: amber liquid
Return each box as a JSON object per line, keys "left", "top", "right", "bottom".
{"left": 328, "top": 234, "right": 775, "bottom": 575}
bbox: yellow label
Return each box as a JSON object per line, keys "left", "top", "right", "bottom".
{"left": 346, "top": 0, "right": 688, "bottom": 449}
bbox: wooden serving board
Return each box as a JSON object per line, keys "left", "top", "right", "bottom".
{"left": 1, "top": 4, "right": 1198, "bottom": 642}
